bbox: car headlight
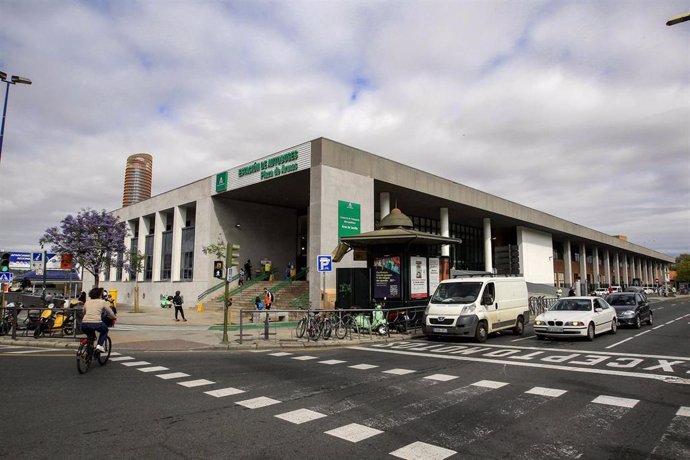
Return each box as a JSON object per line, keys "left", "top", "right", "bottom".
{"left": 619, "top": 311, "right": 635, "bottom": 317}
{"left": 460, "top": 304, "right": 476, "bottom": 315}
{"left": 534, "top": 320, "right": 545, "bottom": 325}
{"left": 564, "top": 321, "right": 585, "bottom": 326}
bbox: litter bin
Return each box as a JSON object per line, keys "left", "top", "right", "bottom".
{"left": 197, "top": 303, "right": 204, "bottom": 312}
{"left": 108, "top": 289, "right": 118, "bottom": 308}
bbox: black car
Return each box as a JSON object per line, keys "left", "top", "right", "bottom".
{"left": 605, "top": 292, "right": 652, "bottom": 328}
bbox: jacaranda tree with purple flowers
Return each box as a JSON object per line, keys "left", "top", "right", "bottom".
{"left": 40, "top": 209, "right": 129, "bottom": 288}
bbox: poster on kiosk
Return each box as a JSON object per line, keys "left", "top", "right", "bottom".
{"left": 410, "top": 256, "right": 428, "bottom": 299}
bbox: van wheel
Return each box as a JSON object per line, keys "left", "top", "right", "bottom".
{"left": 513, "top": 317, "right": 524, "bottom": 336}
{"left": 475, "top": 321, "right": 488, "bottom": 343}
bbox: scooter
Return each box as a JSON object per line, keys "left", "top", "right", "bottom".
{"left": 352, "top": 300, "right": 388, "bottom": 336}
{"left": 34, "top": 303, "right": 74, "bottom": 338}
{"left": 160, "top": 294, "right": 173, "bottom": 308}
{"left": 387, "top": 309, "right": 411, "bottom": 333}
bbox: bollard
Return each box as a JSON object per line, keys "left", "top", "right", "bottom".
{"left": 197, "top": 303, "right": 204, "bottom": 312}
{"left": 264, "top": 312, "right": 269, "bottom": 340}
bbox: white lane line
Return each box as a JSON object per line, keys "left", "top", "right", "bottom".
{"left": 383, "top": 368, "right": 416, "bottom": 375}
{"left": 390, "top": 441, "right": 457, "bottom": 460}
{"left": 472, "top": 380, "right": 509, "bottom": 389}
{"left": 109, "top": 356, "right": 134, "bottom": 362}
{"left": 325, "top": 423, "right": 383, "bottom": 443}
{"left": 7, "top": 349, "right": 63, "bottom": 354}
{"left": 292, "top": 356, "right": 318, "bottom": 361}
{"left": 177, "top": 379, "right": 215, "bottom": 388}
{"left": 249, "top": 349, "right": 272, "bottom": 353}
{"left": 592, "top": 395, "right": 639, "bottom": 408}
{"left": 121, "top": 361, "right": 151, "bottom": 367}
{"left": 424, "top": 374, "right": 458, "bottom": 382}
{"left": 137, "top": 366, "right": 169, "bottom": 373}
{"left": 318, "top": 359, "right": 346, "bottom": 365}
{"left": 275, "top": 408, "right": 327, "bottom": 424}
{"left": 525, "top": 386, "right": 567, "bottom": 398}
{"left": 677, "top": 407, "right": 690, "bottom": 417}
{"left": 635, "top": 330, "right": 652, "bottom": 337}
{"left": 269, "top": 352, "right": 293, "bottom": 357}
{"left": 236, "top": 396, "right": 281, "bottom": 409}
{"left": 110, "top": 352, "right": 122, "bottom": 356}
{"left": 605, "top": 337, "right": 634, "bottom": 349}
{"left": 156, "top": 372, "right": 190, "bottom": 380}
{"left": 652, "top": 325, "right": 665, "bottom": 330}
{"left": 665, "top": 321, "right": 675, "bottom": 325}
{"left": 511, "top": 335, "right": 536, "bottom": 342}
{"left": 349, "top": 364, "right": 379, "bottom": 370}
{"left": 205, "top": 387, "right": 245, "bottom": 398}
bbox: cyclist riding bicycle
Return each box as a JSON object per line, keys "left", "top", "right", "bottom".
{"left": 80, "top": 287, "right": 117, "bottom": 353}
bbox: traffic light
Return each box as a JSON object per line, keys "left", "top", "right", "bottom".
{"left": 213, "top": 260, "right": 223, "bottom": 279}
{"left": 230, "top": 244, "right": 241, "bottom": 267}
{"left": 1, "top": 253, "right": 9, "bottom": 272}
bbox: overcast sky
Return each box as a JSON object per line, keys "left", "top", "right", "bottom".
{"left": 0, "top": 0, "right": 688, "bottom": 258}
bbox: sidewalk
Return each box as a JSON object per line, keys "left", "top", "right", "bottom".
{"left": 0, "top": 304, "right": 409, "bottom": 351}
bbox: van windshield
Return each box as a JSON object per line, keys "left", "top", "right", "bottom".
{"left": 431, "top": 282, "right": 482, "bottom": 304}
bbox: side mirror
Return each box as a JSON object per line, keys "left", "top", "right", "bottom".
{"left": 594, "top": 307, "right": 602, "bottom": 312}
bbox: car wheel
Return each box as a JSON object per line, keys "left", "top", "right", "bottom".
{"left": 634, "top": 315, "right": 641, "bottom": 329}
{"left": 647, "top": 312, "right": 653, "bottom": 326}
{"left": 475, "top": 321, "right": 488, "bottom": 343}
{"left": 513, "top": 317, "right": 524, "bottom": 336}
{"left": 610, "top": 318, "right": 617, "bottom": 334}
{"left": 586, "top": 323, "right": 595, "bottom": 341}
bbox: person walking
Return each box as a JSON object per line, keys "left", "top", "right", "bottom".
{"left": 244, "top": 259, "right": 252, "bottom": 281}
{"left": 172, "top": 290, "right": 187, "bottom": 322}
{"left": 263, "top": 287, "right": 274, "bottom": 311}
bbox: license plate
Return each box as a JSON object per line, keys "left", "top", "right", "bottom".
{"left": 432, "top": 328, "right": 447, "bottom": 333}
{"left": 547, "top": 327, "right": 563, "bottom": 332}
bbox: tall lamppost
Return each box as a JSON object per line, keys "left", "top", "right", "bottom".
{"left": 0, "top": 71, "right": 32, "bottom": 166}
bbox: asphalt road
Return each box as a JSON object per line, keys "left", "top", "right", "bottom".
{"left": 1, "top": 297, "right": 688, "bottom": 459}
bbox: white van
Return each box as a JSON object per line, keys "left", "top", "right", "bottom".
{"left": 423, "top": 276, "right": 529, "bottom": 342}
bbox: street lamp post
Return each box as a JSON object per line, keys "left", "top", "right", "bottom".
{"left": 0, "top": 71, "right": 32, "bottom": 166}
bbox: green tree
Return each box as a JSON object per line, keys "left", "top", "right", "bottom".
{"left": 40, "top": 209, "right": 128, "bottom": 288}
{"left": 674, "top": 254, "right": 690, "bottom": 283}
{"left": 128, "top": 250, "right": 145, "bottom": 313}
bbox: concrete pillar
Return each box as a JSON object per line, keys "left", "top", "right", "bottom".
{"left": 483, "top": 218, "right": 493, "bottom": 273}
{"left": 614, "top": 252, "right": 620, "bottom": 286}
{"left": 564, "top": 241, "right": 573, "bottom": 287}
{"left": 380, "top": 192, "right": 390, "bottom": 220}
{"left": 172, "top": 206, "right": 185, "bottom": 281}
{"left": 593, "top": 248, "right": 600, "bottom": 288}
{"left": 622, "top": 254, "right": 629, "bottom": 287}
{"left": 137, "top": 217, "right": 147, "bottom": 282}
{"left": 153, "top": 212, "right": 164, "bottom": 282}
{"left": 579, "top": 242, "right": 587, "bottom": 295}
{"left": 604, "top": 249, "right": 611, "bottom": 286}
{"left": 440, "top": 207, "right": 449, "bottom": 257}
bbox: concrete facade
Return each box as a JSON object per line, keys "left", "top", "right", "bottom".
{"left": 86, "top": 137, "right": 674, "bottom": 309}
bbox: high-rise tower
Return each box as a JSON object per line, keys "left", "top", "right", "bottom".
{"left": 122, "top": 153, "right": 153, "bottom": 207}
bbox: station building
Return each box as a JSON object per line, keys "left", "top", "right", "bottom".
{"left": 91, "top": 138, "right": 674, "bottom": 309}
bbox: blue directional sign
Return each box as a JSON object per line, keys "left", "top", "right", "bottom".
{"left": 0, "top": 272, "right": 13, "bottom": 283}
{"left": 317, "top": 255, "right": 333, "bottom": 272}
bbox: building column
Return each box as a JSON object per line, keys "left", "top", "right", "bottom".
{"left": 579, "top": 242, "right": 587, "bottom": 295}
{"left": 592, "top": 248, "right": 600, "bottom": 288}
{"left": 172, "top": 206, "right": 184, "bottom": 282}
{"left": 152, "top": 212, "right": 164, "bottom": 282}
{"left": 483, "top": 218, "right": 493, "bottom": 273}
{"left": 604, "top": 249, "right": 611, "bottom": 286}
{"left": 622, "top": 254, "right": 629, "bottom": 287}
{"left": 564, "top": 240, "right": 573, "bottom": 287}
{"left": 614, "top": 252, "right": 620, "bottom": 286}
{"left": 137, "top": 217, "right": 147, "bottom": 282}
{"left": 380, "top": 192, "right": 390, "bottom": 220}
{"left": 440, "top": 207, "right": 449, "bottom": 257}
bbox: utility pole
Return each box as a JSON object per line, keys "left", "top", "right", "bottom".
{"left": 222, "top": 242, "right": 231, "bottom": 344}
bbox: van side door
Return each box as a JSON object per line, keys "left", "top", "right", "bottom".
{"left": 481, "top": 282, "right": 499, "bottom": 331}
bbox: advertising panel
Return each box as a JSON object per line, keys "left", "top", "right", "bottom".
{"left": 428, "top": 257, "right": 440, "bottom": 295}
{"left": 410, "top": 256, "right": 428, "bottom": 299}
{"left": 373, "top": 256, "right": 401, "bottom": 300}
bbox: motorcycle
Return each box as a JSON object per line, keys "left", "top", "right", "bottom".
{"left": 387, "top": 309, "right": 411, "bottom": 333}
{"left": 34, "top": 303, "right": 74, "bottom": 338}
{"left": 352, "top": 300, "right": 389, "bottom": 336}
{"left": 160, "top": 294, "right": 173, "bottom": 309}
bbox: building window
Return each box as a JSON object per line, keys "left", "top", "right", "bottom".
{"left": 160, "top": 230, "right": 172, "bottom": 280}
{"left": 180, "top": 226, "right": 195, "bottom": 280}
{"left": 144, "top": 234, "right": 154, "bottom": 281}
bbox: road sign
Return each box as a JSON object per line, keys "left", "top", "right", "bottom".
{"left": 0, "top": 272, "right": 13, "bottom": 283}
{"left": 317, "top": 255, "right": 332, "bottom": 272}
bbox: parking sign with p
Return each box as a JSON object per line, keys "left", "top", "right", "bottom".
{"left": 317, "top": 255, "right": 332, "bottom": 272}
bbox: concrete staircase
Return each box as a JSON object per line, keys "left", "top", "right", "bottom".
{"left": 202, "top": 280, "right": 309, "bottom": 324}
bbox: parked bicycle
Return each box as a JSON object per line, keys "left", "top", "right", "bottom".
{"left": 76, "top": 331, "right": 112, "bottom": 374}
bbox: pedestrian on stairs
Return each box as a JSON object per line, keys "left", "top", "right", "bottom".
{"left": 263, "top": 287, "right": 274, "bottom": 311}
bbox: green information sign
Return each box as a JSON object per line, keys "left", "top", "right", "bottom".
{"left": 215, "top": 171, "right": 228, "bottom": 193}
{"left": 338, "top": 201, "right": 360, "bottom": 239}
